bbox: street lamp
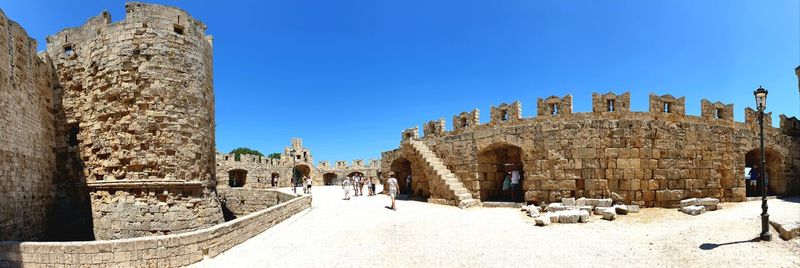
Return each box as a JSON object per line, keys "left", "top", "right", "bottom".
{"left": 290, "top": 148, "right": 297, "bottom": 194}
{"left": 753, "top": 86, "right": 772, "bottom": 241}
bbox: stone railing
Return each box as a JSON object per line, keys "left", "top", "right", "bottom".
{"left": 0, "top": 194, "right": 312, "bottom": 267}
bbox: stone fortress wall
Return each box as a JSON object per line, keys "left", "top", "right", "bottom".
{"left": 382, "top": 92, "right": 800, "bottom": 208}
{"left": 0, "top": 9, "right": 57, "bottom": 241}
{"left": 216, "top": 138, "right": 381, "bottom": 189}
{"left": 43, "top": 2, "right": 223, "bottom": 240}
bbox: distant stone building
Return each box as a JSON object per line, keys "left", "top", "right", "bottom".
{"left": 216, "top": 138, "right": 381, "bottom": 189}
{"left": 383, "top": 92, "right": 800, "bottom": 208}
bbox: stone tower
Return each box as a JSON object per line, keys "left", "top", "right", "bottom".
{"left": 45, "top": 2, "right": 222, "bottom": 239}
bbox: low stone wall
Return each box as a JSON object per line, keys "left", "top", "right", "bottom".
{"left": 217, "top": 188, "right": 295, "bottom": 217}
{"left": 0, "top": 194, "right": 311, "bottom": 268}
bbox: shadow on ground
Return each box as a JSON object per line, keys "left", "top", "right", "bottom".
{"left": 699, "top": 238, "right": 760, "bottom": 250}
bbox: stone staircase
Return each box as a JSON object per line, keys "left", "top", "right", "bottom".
{"left": 405, "top": 140, "right": 480, "bottom": 209}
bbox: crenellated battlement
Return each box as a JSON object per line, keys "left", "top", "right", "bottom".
{"left": 592, "top": 92, "right": 630, "bottom": 113}
{"left": 490, "top": 101, "right": 522, "bottom": 123}
{"left": 745, "top": 107, "right": 772, "bottom": 128}
{"left": 538, "top": 95, "right": 573, "bottom": 116}
{"left": 701, "top": 99, "right": 734, "bottom": 121}
{"left": 423, "top": 118, "right": 446, "bottom": 138}
{"left": 402, "top": 92, "right": 797, "bottom": 143}
{"left": 452, "top": 109, "right": 480, "bottom": 131}
{"left": 649, "top": 93, "right": 685, "bottom": 115}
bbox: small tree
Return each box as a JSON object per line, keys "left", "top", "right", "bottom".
{"left": 230, "top": 147, "right": 263, "bottom": 161}
{"left": 268, "top": 153, "right": 281, "bottom": 159}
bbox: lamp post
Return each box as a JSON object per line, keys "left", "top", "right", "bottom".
{"left": 753, "top": 86, "right": 772, "bottom": 241}
{"left": 290, "top": 148, "right": 297, "bottom": 194}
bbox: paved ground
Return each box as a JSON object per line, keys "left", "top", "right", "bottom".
{"left": 193, "top": 186, "right": 800, "bottom": 268}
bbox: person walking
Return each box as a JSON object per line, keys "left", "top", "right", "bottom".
{"left": 369, "top": 177, "right": 376, "bottom": 196}
{"left": 387, "top": 172, "right": 399, "bottom": 210}
{"left": 305, "top": 176, "right": 313, "bottom": 194}
{"left": 342, "top": 177, "right": 352, "bottom": 200}
{"left": 748, "top": 165, "right": 760, "bottom": 196}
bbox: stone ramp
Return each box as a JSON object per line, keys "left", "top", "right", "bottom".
{"left": 405, "top": 140, "right": 480, "bottom": 208}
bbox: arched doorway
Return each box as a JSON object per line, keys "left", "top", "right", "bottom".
{"left": 293, "top": 164, "right": 311, "bottom": 186}
{"left": 477, "top": 144, "right": 524, "bottom": 202}
{"left": 270, "top": 172, "right": 280, "bottom": 187}
{"left": 228, "top": 169, "right": 247, "bottom": 187}
{"left": 323, "top": 173, "right": 338, "bottom": 185}
{"left": 744, "top": 147, "right": 784, "bottom": 196}
{"left": 390, "top": 158, "right": 413, "bottom": 195}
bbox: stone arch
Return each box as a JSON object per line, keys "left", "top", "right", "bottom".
{"left": 390, "top": 157, "right": 416, "bottom": 195}
{"left": 743, "top": 147, "right": 785, "bottom": 196}
{"left": 293, "top": 164, "right": 311, "bottom": 185}
{"left": 476, "top": 143, "right": 526, "bottom": 202}
{"left": 323, "top": 172, "right": 338, "bottom": 185}
{"left": 228, "top": 169, "right": 247, "bottom": 188}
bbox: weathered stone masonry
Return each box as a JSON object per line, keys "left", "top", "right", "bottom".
{"left": 0, "top": 9, "right": 57, "bottom": 241}
{"left": 383, "top": 92, "right": 800, "bottom": 208}
{"left": 43, "top": 3, "right": 223, "bottom": 240}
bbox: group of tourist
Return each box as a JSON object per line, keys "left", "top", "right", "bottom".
{"left": 501, "top": 169, "right": 522, "bottom": 201}
{"left": 341, "top": 174, "right": 376, "bottom": 200}
{"left": 340, "top": 173, "right": 400, "bottom": 211}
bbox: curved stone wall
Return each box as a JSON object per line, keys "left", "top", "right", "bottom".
{"left": 45, "top": 3, "right": 222, "bottom": 239}
{"left": 383, "top": 95, "right": 800, "bottom": 208}
{"left": 0, "top": 9, "right": 56, "bottom": 240}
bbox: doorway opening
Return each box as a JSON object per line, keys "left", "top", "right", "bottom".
{"left": 477, "top": 144, "right": 524, "bottom": 202}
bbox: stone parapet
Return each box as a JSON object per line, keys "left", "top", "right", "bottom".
{"left": 0, "top": 194, "right": 311, "bottom": 267}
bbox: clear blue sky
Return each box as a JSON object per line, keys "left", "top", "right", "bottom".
{"left": 2, "top": 1, "right": 798, "bottom": 164}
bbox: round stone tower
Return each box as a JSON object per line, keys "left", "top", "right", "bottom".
{"left": 46, "top": 2, "right": 222, "bottom": 239}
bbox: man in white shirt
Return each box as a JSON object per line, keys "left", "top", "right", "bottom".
{"left": 387, "top": 173, "right": 399, "bottom": 210}
{"left": 510, "top": 169, "right": 521, "bottom": 202}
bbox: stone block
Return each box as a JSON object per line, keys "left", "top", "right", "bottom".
{"left": 579, "top": 210, "right": 591, "bottom": 223}
{"left": 680, "top": 198, "right": 699, "bottom": 207}
{"left": 585, "top": 198, "right": 613, "bottom": 207}
{"left": 557, "top": 210, "right": 580, "bottom": 224}
{"left": 627, "top": 205, "right": 640, "bottom": 213}
{"left": 561, "top": 197, "right": 576, "bottom": 206}
{"left": 526, "top": 205, "right": 540, "bottom": 217}
{"left": 546, "top": 203, "right": 567, "bottom": 213}
{"left": 602, "top": 208, "right": 616, "bottom": 220}
{"left": 680, "top": 205, "right": 705, "bottom": 216}
{"left": 594, "top": 206, "right": 610, "bottom": 215}
{"left": 578, "top": 206, "right": 593, "bottom": 215}
{"left": 769, "top": 220, "right": 800, "bottom": 240}
{"left": 698, "top": 197, "right": 719, "bottom": 206}
{"left": 546, "top": 212, "right": 559, "bottom": 223}
{"left": 535, "top": 216, "right": 551, "bottom": 226}
{"left": 575, "top": 197, "right": 587, "bottom": 206}
{"left": 614, "top": 204, "right": 629, "bottom": 215}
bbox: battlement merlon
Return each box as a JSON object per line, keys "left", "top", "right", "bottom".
{"left": 537, "top": 95, "right": 573, "bottom": 116}
{"left": 423, "top": 118, "right": 446, "bottom": 138}
{"left": 700, "top": 99, "right": 734, "bottom": 121}
{"left": 592, "top": 92, "right": 630, "bottom": 113}
{"left": 649, "top": 93, "right": 686, "bottom": 115}
{"left": 745, "top": 107, "right": 772, "bottom": 127}
{"left": 401, "top": 126, "right": 419, "bottom": 142}
{"left": 780, "top": 114, "right": 800, "bottom": 136}
{"left": 490, "top": 101, "right": 522, "bottom": 124}
{"left": 452, "top": 109, "right": 479, "bottom": 130}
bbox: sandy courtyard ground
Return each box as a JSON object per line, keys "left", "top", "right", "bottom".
{"left": 192, "top": 186, "right": 800, "bottom": 268}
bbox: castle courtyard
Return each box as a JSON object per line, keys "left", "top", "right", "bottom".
{"left": 192, "top": 186, "right": 800, "bottom": 268}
